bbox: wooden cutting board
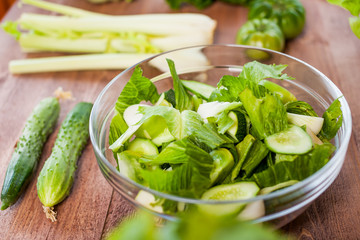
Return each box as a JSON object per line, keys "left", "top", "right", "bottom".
{"left": 0, "top": 0, "right": 359, "bottom": 239}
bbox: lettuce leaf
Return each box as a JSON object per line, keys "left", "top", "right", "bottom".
{"left": 318, "top": 98, "right": 343, "bottom": 141}
{"left": 251, "top": 143, "right": 336, "bottom": 188}
{"left": 285, "top": 101, "right": 319, "bottom": 116}
{"left": 214, "top": 111, "right": 234, "bottom": 134}
{"left": 166, "top": 59, "right": 193, "bottom": 111}
{"left": 209, "top": 75, "right": 247, "bottom": 102}
{"left": 140, "top": 138, "right": 214, "bottom": 198}
{"left": 231, "top": 135, "right": 269, "bottom": 180}
{"left": 231, "top": 134, "right": 256, "bottom": 181}
{"left": 241, "top": 61, "right": 294, "bottom": 83}
{"left": 209, "top": 61, "right": 293, "bottom": 102}
{"left": 109, "top": 113, "right": 129, "bottom": 163}
{"left": 240, "top": 139, "right": 269, "bottom": 178}
{"left": 109, "top": 112, "right": 128, "bottom": 146}
{"left": 115, "top": 66, "right": 160, "bottom": 115}
{"left": 181, "top": 110, "right": 234, "bottom": 149}
{"left": 239, "top": 88, "right": 288, "bottom": 140}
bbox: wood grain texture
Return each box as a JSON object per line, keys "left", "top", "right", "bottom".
{"left": 0, "top": 0, "right": 359, "bottom": 239}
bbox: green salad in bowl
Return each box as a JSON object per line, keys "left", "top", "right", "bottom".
{"left": 90, "top": 45, "right": 351, "bottom": 227}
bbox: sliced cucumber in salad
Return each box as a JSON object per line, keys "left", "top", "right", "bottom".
{"left": 199, "top": 182, "right": 260, "bottom": 217}
{"left": 265, "top": 125, "right": 313, "bottom": 154}
{"left": 227, "top": 111, "right": 248, "bottom": 142}
{"left": 181, "top": 79, "right": 215, "bottom": 101}
{"left": 128, "top": 138, "right": 159, "bottom": 156}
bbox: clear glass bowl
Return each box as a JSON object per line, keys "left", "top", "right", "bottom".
{"left": 89, "top": 45, "right": 352, "bottom": 228}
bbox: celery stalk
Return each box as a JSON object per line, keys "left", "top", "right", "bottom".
{"left": 19, "top": 34, "right": 108, "bottom": 53}
{"left": 9, "top": 53, "right": 153, "bottom": 74}
{"left": 22, "top": 0, "right": 105, "bottom": 17}
{"left": 19, "top": 13, "right": 215, "bottom": 37}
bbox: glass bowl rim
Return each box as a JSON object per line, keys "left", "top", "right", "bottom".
{"left": 89, "top": 44, "right": 352, "bottom": 205}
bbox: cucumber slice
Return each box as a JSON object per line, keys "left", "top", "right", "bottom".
{"left": 151, "top": 128, "right": 175, "bottom": 146}
{"left": 259, "top": 80, "right": 297, "bottom": 104}
{"left": 128, "top": 138, "right": 159, "bottom": 156}
{"left": 198, "top": 182, "right": 260, "bottom": 217}
{"left": 135, "top": 115, "right": 175, "bottom": 146}
{"left": 181, "top": 80, "right": 215, "bottom": 101}
{"left": 287, "top": 112, "right": 324, "bottom": 135}
{"left": 227, "top": 111, "right": 247, "bottom": 142}
{"left": 265, "top": 125, "right": 312, "bottom": 154}
{"left": 135, "top": 190, "right": 163, "bottom": 213}
{"left": 210, "top": 148, "right": 234, "bottom": 184}
{"left": 117, "top": 151, "right": 143, "bottom": 181}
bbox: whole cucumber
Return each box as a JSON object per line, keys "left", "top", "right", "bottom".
{"left": 37, "top": 102, "right": 92, "bottom": 221}
{"left": 1, "top": 97, "right": 60, "bottom": 210}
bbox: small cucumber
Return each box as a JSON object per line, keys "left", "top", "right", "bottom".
{"left": 265, "top": 125, "right": 312, "bottom": 154}
{"left": 1, "top": 97, "right": 60, "bottom": 210}
{"left": 198, "top": 182, "right": 260, "bottom": 217}
{"left": 37, "top": 102, "right": 92, "bottom": 221}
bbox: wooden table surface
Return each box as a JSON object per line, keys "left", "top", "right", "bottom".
{"left": 0, "top": 0, "right": 359, "bottom": 239}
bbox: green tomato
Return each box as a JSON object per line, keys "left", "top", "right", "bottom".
{"left": 236, "top": 18, "right": 285, "bottom": 59}
{"left": 248, "top": 0, "right": 305, "bottom": 39}
{"left": 219, "top": 0, "right": 249, "bottom": 6}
